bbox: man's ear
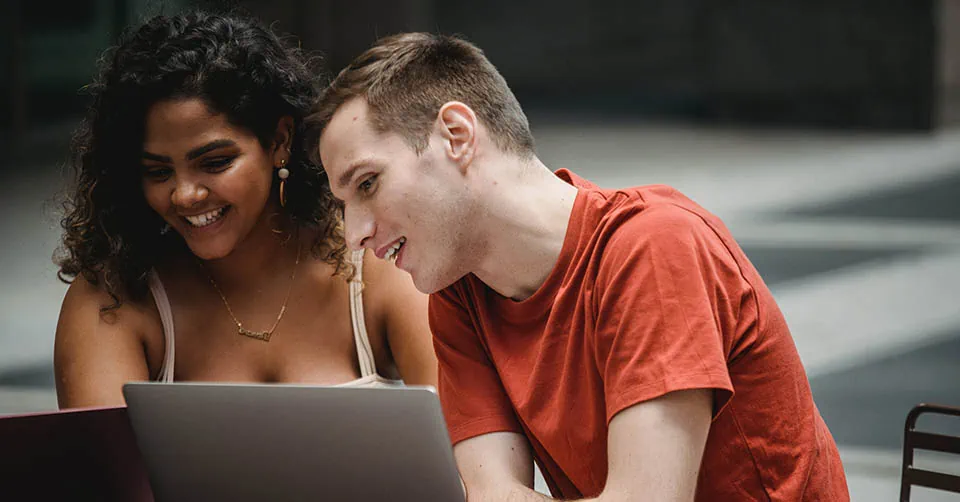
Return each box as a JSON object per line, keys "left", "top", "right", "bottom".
{"left": 272, "top": 115, "right": 295, "bottom": 165}
{"left": 437, "top": 101, "right": 478, "bottom": 168}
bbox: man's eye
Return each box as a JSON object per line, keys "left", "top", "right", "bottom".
{"left": 358, "top": 174, "right": 377, "bottom": 193}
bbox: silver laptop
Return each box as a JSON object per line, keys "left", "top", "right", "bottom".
{"left": 122, "top": 382, "right": 465, "bottom": 502}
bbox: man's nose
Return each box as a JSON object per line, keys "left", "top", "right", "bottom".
{"left": 343, "top": 203, "right": 375, "bottom": 251}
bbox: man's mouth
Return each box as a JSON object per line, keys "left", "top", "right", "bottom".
{"left": 384, "top": 237, "right": 406, "bottom": 261}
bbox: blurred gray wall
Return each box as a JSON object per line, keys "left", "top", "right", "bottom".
{"left": 257, "top": 0, "right": 940, "bottom": 130}
{"left": 1, "top": 0, "right": 953, "bottom": 152}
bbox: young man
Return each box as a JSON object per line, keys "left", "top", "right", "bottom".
{"left": 307, "top": 33, "right": 849, "bottom": 501}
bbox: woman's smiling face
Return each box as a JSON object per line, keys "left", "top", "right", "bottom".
{"left": 140, "top": 97, "right": 282, "bottom": 260}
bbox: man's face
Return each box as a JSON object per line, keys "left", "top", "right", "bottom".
{"left": 318, "top": 98, "right": 475, "bottom": 294}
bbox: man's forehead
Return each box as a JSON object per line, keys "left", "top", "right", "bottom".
{"left": 329, "top": 98, "right": 372, "bottom": 134}
{"left": 320, "top": 100, "right": 373, "bottom": 160}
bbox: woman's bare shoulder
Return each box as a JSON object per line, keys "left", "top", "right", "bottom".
{"left": 54, "top": 274, "right": 166, "bottom": 408}
{"left": 56, "top": 272, "right": 169, "bottom": 368}
{"left": 59, "top": 274, "right": 158, "bottom": 327}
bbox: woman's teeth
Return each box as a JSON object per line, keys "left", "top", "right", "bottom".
{"left": 184, "top": 207, "right": 226, "bottom": 227}
{"left": 384, "top": 237, "right": 406, "bottom": 261}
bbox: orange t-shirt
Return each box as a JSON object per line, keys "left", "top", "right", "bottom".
{"left": 430, "top": 169, "right": 849, "bottom": 501}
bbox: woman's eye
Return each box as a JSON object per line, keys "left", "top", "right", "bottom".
{"left": 202, "top": 156, "right": 235, "bottom": 171}
{"left": 143, "top": 166, "right": 172, "bottom": 180}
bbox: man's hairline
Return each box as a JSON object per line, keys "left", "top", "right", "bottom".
{"left": 319, "top": 95, "right": 447, "bottom": 158}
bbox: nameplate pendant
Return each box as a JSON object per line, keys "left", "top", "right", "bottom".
{"left": 238, "top": 327, "right": 272, "bottom": 342}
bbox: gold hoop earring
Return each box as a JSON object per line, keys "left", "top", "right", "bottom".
{"left": 278, "top": 159, "right": 289, "bottom": 208}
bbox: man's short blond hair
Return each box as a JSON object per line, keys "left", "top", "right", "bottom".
{"left": 306, "top": 32, "right": 535, "bottom": 160}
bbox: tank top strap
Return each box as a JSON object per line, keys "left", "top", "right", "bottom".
{"left": 148, "top": 270, "right": 176, "bottom": 383}
{"left": 348, "top": 250, "right": 379, "bottom": 378}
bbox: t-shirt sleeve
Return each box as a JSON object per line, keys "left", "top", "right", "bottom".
{"left": 429, "top": 285, "right": 523, "bottom": 445}
{"left": 594, "top": 204, "right": 737, "bottom": 424}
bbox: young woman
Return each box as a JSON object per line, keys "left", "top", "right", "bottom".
{"left": 54, "top": 11, "right": 436, "bottom": 408}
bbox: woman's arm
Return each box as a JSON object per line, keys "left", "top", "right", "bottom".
{"left": 54, "top": 276, "right": 153, "bottom": 409}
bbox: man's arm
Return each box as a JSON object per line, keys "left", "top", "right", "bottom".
{"left": 598, "top": 388, "right": 712, "bottom": 502}
{"left": 454, "top": 432, "right": 551, "bottom": 501}
{"left": 430, "top": 286, "right": 534, "bottom": 499}
{"left": 455, "top": 389, "right": 712, "bottom": 502}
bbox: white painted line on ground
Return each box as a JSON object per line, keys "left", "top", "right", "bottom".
{"left": 538, "top": 125, "right": 960, "bottom": 219}
{"left": 774, "top": 250, "right": 960, "bottom": 378}
{"left": 728, "top": 218, "right": 960, "bottom": 249}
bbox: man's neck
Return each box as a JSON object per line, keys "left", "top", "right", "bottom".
{"left": 472, "top": 157, "right": 578, "bottom": 301}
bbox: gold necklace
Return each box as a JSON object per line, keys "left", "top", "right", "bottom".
{"left": 204, "top": 244, "right": 301, "bottom": 342}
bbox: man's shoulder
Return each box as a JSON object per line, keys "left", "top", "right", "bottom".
{"left": 570, "top": 185, "right": 744, "bottom": 295}
{"left": 587, "top": 184, "right": 720, "bottom": 247}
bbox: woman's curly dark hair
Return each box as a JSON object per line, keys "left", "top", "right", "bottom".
{"left": 56, "top": 10, "right": 347, "bottom": 308}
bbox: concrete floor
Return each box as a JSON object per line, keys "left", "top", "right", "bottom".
{"left": 1, "top": 115, "right": 959, "bottom": 500}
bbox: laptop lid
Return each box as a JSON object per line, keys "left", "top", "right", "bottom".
{"left": 122, "top": 382, "right": 464, "bottom": 502}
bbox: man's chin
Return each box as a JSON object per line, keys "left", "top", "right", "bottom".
{"left": 410, "top": 272, "right": 437, "bottom": 295}
{"left": 411, "top": 278, "right": 433, "bottom": 295}
{"left": 412, "top": 270, "right": 460, "bottom": 295}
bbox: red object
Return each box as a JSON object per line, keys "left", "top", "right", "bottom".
{"left": 430, "top": 169, "right": 849, "bottom": 501}
{"left": 0, "top": 406, "right": 154, "bottom": 501}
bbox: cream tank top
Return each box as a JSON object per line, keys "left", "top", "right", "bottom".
{"left": 147, "top": 250, "right": 401, "bottom": 388}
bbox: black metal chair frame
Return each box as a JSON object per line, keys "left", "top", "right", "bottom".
{"left": 900, "top": 403, "right": 960, "bottom": 501}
